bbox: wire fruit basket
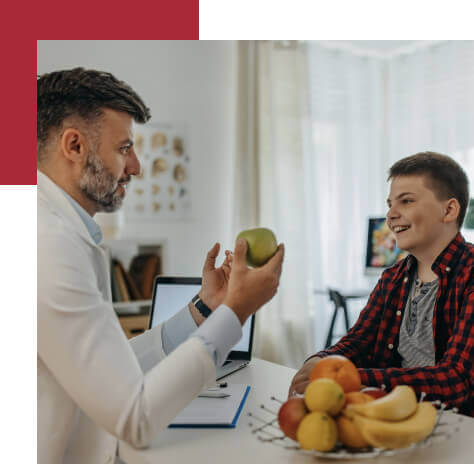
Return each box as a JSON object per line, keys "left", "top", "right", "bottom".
{"left": 248, "top": 395, "right": 463, "bottom": 460}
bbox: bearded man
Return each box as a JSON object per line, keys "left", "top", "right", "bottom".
{"left": 37, "top": 68, "right": 284, "bottom": 464}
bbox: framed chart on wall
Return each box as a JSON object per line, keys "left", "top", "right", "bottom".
{"left": 124, "top": 123, "right": 192, "bottom": 222}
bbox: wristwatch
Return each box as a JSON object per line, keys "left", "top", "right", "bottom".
{"left": 191, "top": 294, "right": 212, "bottom": 318}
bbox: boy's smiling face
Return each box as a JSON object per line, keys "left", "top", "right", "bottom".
{"left": 386, "top": 175, "right": 455, "bottom": 258}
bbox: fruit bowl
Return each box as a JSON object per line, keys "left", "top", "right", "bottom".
{"left": 248, "top": 397, "right": 463, "bottom": 460}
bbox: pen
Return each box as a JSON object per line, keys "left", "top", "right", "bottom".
{"left": 198, "top": 392, "right": 230, "bottom": 398}
{"left": 206, "top": 382, "right": 228, "bottom": 391}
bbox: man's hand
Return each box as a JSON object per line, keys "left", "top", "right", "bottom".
{"left": 288, "top": 357, "right": 320, "bottom": 397}
{"left": 199, "top": 243, "right": 232, "bottom": 309}
{"left": 223, "top": 238, "right": 284, "bottom": 325}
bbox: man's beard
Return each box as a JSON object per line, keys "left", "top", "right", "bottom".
{"left": 79, "top": 150, "right": 130, "bottom": 213}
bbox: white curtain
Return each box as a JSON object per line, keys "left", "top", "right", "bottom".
{"left": 306, "top": 41, "right": 474, "bottom": 350}
{"left": 387, "top": 40, "right": 474, "bottom": 241}
{"left": 387, "top": 41, "right": 474, "bottom": 167}
{"left": 305, "top": 43, "right": 388, "bottom": 351}
{"left": 232, "top": 41, "right": 314, "bottom": 368}
{"left": 233, "top": 40, "right": 474, "bottom": 367}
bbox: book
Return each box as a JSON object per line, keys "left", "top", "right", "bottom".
{"left": 129, "top": 254, "right": 162, "bottom": 299}
{"left": 111, "top": 260, "right": 123, "bottom": 302}
{"left": 117, "top": 261, "right": 142, "bottom": 300}
{"left": 115, "top": 263, "right": 130, "bottom": 302}
{"left": 169, "top": 384, "right": 251, "bottom": 428}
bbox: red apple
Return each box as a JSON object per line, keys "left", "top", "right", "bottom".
{"left": 361, "top": 386, "right": 387, "bottom": 399}
{"left": 277, "top": 397, "right": 308, "bottom": 440}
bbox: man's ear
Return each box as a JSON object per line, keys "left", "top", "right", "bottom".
{"left": 60, "top": 128, "right": 87, "bottom": 165}
{"left": 443, "top": 198, "right": 460, "bottom": 225}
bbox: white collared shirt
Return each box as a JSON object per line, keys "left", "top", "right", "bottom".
{"left": 37, "top": 171, "right": 241, "bottom": 464}
{"left": 59, "top": 180, "right": 241, "bottom": 364}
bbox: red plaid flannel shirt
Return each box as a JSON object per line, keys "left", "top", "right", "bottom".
{"left": 315, "top": 233, "right": 473, "bottom": 416}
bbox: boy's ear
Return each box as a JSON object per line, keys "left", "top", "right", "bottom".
{"left": 443, "top": 198, "right": 460, "bottom": 225}
{"left": 60, "top": 128, "right": 87, "bottom": 165}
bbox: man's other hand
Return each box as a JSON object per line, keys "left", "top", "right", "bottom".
{"left": 223, "top": 238, "right": 284, "bottom": 325}
{"left": 199, "top": 243, "right": 231, "bottom": 310}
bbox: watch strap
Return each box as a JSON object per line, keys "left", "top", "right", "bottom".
{"left": 192, "top": 294, "right": 212, "bottom": 318}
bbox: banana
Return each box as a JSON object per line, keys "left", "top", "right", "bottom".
{"left": 351, "top": 402, "right": 437, "bottom": 449}
{"left": 345, "top": 385, "right": 417, "bottom": 421}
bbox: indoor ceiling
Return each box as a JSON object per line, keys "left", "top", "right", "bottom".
{"left": 344, "top": 40, "right": 419, "bottom": 53}
{"left": 317, "top": 40, "right": 442, "bottom": 58}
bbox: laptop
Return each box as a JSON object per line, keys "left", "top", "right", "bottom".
{"left": 149, "top": 276, "right": 255, "bottom": 380}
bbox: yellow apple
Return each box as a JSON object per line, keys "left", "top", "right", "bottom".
{"left": 304, "top": 378, "right": 345, "bottom": 416}
{"left": 296, "top": 411, "right": 338, "bottom": 451}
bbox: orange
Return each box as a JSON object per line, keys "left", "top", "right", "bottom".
{"left": 336, "top": 415, "right": 370, "bottom": 449}
{"left": 309, "top": 355, "right": 361, "bottom": 393}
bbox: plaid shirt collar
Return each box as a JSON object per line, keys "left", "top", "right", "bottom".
{"left": 392, "top": 232, "right": 465, "bottom": 283}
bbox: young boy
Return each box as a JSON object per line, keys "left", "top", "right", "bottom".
{"left": 289, "top": 152, "right": 473, "bottom": 416}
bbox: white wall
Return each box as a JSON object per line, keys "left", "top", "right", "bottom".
{"left": 37, "top": 40, "right": 238, "bottom": 275}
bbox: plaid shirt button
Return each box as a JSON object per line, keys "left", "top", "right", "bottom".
{"left": 403, "top": 277, "right": 408, "bottom": 283}
{"left": 446, "top": 266, "right": 451, "bottom": 272}
{"left": 388, "top": 343, "right": 394, "bottom": 350}
{"left": 396, "top": 310, "right": 402, "bottom": 316}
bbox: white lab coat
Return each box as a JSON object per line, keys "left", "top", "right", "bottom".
{"left": 37, "top": 171, "right": 216, "bottom": 464}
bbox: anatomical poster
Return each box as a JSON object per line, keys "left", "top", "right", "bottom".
{"left": 123, "top": 123, "right": 191, "bottom": 221}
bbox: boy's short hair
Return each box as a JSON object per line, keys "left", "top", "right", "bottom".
{"left": 388, "top": 151, "right": 469, "bottom": 229}
{"left": 37, "top": 67, "right": 151, "bottom": 161}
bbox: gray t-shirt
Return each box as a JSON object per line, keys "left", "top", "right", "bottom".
{"left": 398, "top": 274, "right": 438, "bottom": 368}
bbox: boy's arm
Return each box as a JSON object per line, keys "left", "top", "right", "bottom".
{"left": 289, "top": 276, "right": 387, "bottom": 395}
{"left": 358, "top": 291, "right": 473, "bottom": 413}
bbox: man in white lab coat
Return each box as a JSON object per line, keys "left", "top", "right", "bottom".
{"left": 37, "top": 68, "right": 284, "bottom": 464}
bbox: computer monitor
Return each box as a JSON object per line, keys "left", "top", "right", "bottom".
{"left": 365, "top": 217, "right": 408, "bottom": 275}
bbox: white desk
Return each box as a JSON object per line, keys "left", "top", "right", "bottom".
{"left": 119, "top": 358, "right": 474, "bottom": 464}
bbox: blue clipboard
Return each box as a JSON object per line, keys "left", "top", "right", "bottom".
{"left": 169, "top": 385, "right": 251, "bottom": 429}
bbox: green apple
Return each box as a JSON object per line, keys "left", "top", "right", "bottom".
{"left": 236, "top": 228, "right": 278, "bottom": 267}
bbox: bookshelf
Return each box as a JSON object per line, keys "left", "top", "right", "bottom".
{"left": 113, "top": 300, "right": 153, "bottom": 313}
{"left": 101, "top": 238, "right": 165, "bottom": 272}
{"left": 101, "top": 239, "right": 165, "bottom": 338}
{"left": 118, "top": 313, "right": 150, "bottom": 339}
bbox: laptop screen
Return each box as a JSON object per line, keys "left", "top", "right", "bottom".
{"left": 149, "top": 276, "right": 254, "bottom": 357}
